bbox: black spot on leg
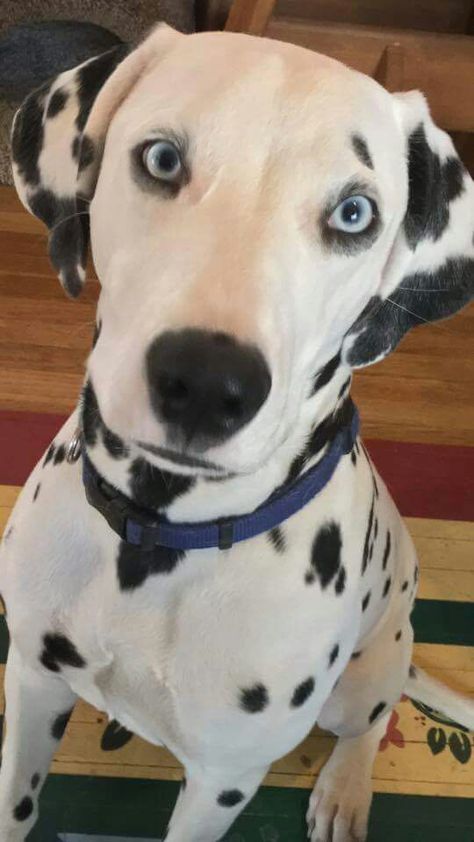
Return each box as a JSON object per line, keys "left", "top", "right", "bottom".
{"left": 291, "top": 677, "right": 315, "bottom": 708}
{"left": 101, "top": 719, "right": 134, "bottom": 751}
{"left": 46, "top": 88, "right": 69, "bottom": 118}
{"left": 31, "top": 774, "right": 40, "bottom": 790}
{"left": 307, "top": 522, "right": 342, "bottom": 589}
{"left": 382, "top": 531, "right": 391, "bottom": 570}
{"left": 40, "top": 633, "right": 86, "bottom": 673}
{"left": 395, "top": 630, "right": 402, "bottom": 642}
{"left": 217, "top": 789, "right": 245, "bottom": 807}
{"left": 33, "top": 483, "right": 41, "bottom": 501}
{"left": 351, "top": 651, "right": 362, "bottom": 660}
{"left": 409, "top": 665, "right": 417, "bottom": 679}
{"left": 334, "top": 565, "right": 346, "bottom": 595}
{"left": 383, "top": 576, "right": 392, "bottom": 598}
{"left": 268, "top": 527, "right": 286, "bottom": 554}
{"left": 369, "top": 701, "right": 387, "bottom": 724}
{"left": 53, "top": 444, "right": 66, "bottom": 465}
{"left": 362, "top": 591, "right": 371, "bottom": 612}
{"left": 239, "top": 683, "right": 269, "bottom": 713}
{"left": 311, "top": 351, "right": 341, "bottom": 395}
{"left": 402, "top": 580, "right": 409, "bottom": 593}
{"left": 329, "top": 644, "right": 339, "bottom": 667}
{"left": 352, "top": 134, "right": 374, "bottom": 169}
{"left": 43, "top": 444, "right": 55, "bottom": 466}
{"left": 13, "top": 796, "right": 33, "bottom": 821}
{"left": 117, "top": 542, "right": 185, "bottom": 591}
{"left": 51, "top": 708, "right": 74, "bottom": 740}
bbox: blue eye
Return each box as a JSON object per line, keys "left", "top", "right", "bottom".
{"left": 143, "top": 141, "right": 182, "bottom": 181}
{"left": 328, "top": 195, "right": 374, "bottom": 234}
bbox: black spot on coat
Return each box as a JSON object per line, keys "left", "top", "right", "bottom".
{"left": 43, "top": 443, "right": 55, "bottom": 465}
{"left": 239, "top": 683, "right": 269, "bottom": 713}
{"left": 311, "top": 351, "right": 340, "bottom": 395}
{"left": 291, "top": 677, "right": 315, "bottom": 708}
{"left": 395, "top": 630, "right": 402, "bottom": 641}
{"left": 308, "top": 522, "right": 342, "bottom": 589}
{"left": 402, "top": 580, "right": 409, "bottom": 592}
{"left": 217, "top": 789, "right": 244, "bottom": 807}
{"left": 268, "top": 527, "right": 286, "bottom": 553}
{"left": 128, "top": 458, "right": 194, "bottom": 511}
{"left": 361, "top": 495, "right": 375, "bottom": 574}
{"left": 31, "top": 773, "right": 40, "bottom": 790}
{"left": 369, "top": 701, "right": 387, "bottom": 724}
{"left": 33, "top": 483, "right": 41, "bottom": 501}
{"left": 362, "top": 591, "right": 371, "bottom": 612}
{"left": 101, "top": 719, "right": 134, "bottom": 751}
{"left": 40, "top": 633, "right": 86, "bottom": 672}
{"left": 13, "top": 796, "right": 34, "bottom": 821}
{"left": 329, "top": 644, "right": 339, "bottom": 667}
{"left": 383, "top": 576, "right": 392, "bottom": 598}
{"left": 117, "top": 542, "right": 185, "bottom": 591}
{"left": 51, "top": 708, "right": 74, "bottom": 740}
{"left": 334, "top": 565, "right": 346, "bottom": 595}
{"left": 382, "top": 530, "right": 391, "bottom": 570}
{"left": 53, "top": 444, "right": 66, "bottom": 464}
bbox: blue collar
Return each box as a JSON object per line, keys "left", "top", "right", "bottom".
{"left": 82, "top": 404, "right": 359, "bottom": 552}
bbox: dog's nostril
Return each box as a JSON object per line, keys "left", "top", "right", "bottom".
{"left": 146, "top": 328, "right": 271, "bottom": 447}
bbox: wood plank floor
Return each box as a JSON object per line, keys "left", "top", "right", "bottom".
{"left": 0, "top": 184, "right": 473, "bottom": 839}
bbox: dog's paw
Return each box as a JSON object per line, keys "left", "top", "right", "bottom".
{"left": 306, "top": 766, "right": 372, "bottom": 842}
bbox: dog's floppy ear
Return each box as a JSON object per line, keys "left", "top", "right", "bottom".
{"left": 11, "top": 25, "right": 181, "bottom": 297}
{"left": 343, "top": 91, "right": 474, "bottom": 368}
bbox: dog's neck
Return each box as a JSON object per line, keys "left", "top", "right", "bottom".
{"left": 81, "top": 364, "right": 354, "bottom": 524}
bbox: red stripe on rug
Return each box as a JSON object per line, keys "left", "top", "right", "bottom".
{"left": 0, "top": 410, "right": 473, "bottom": 521}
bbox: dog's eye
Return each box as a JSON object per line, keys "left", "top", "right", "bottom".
{"left": 143, "top": 141, "right": 182, "bottom": 181}
{"left": 328, "top": 195, "right": 374, "bottom": 234}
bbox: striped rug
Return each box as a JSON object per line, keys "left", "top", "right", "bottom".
{"left": 0, "top": 412, "right": 473, "bottom": 841}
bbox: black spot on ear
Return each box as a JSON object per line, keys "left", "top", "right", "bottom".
{"left": 291, "top": 677, "right": 315, "bottom": 708}
{"left": 404, "top": 125, "right": 465, "bottom": 249}
{"left": 217, "top": 789, "right": 245, "bottom": 807}
{"left": 329, "top": 644, "right": 339, "bottom": 667}
{"left": 268, "top": 527, "right": 286, "bottom": 553}
{"left": 239, "top": 683, "right": 269, "bottom": 713}
{"left": 33, "top": 483, "right": 41, "bottom": 501}
{"left": 362, "top": 591, "right": 371, "bottom": 612}
{"left": 75, "top": 45, "right": 129, "bottom": 131}
{"left": 40, "top": 633, "right": 86, "bottom": 673}
{"left": 92, "top": 319, "right": 102, "bottom": 348}
{"left": 395, "top": 630, "right": 402, "bottom": 641}
{"left": 128, "top": 458, "right": 194, "bottom": 511}
{"left": 402, "top": 580, "right": 409, "bottom": 593}
{"left": 383, "top": 576, "right": 392, "bottom": 598}
{"left": 46, "top": 88, "right": 69, "bottom": 119}
{"left": 307, "top": 522, "right": 342, "bottom": 589}
{"left": 11, "top": 83, "right": 49, "bottom": 185}
{"left": 351, "top": 134, "right": 374, "bottom": 169}
{"left": 369, "top": 701, "right": 387, "bottom": 724}
{"left": 51, "top": 708, "right": 74, "bottom": 740}
{"left": 382, "top": 531, "right": 391, "bottom": 570}
{"left": 117, "top": 542, "right": 185, "bottom": 591}
{"left": 334, "top": 565, "right": 346, "bottom": 595}
{"left": 311, "top": 351, "right": 341, "bottom": 395}
{"left": 31, "top": 773, "right": 40, "bottom": 790}
{"left": 13, "top": 796, "right": 34, "bottom": 821}
{"left": 53, "top": 444, "right": 66, "bottom": 465}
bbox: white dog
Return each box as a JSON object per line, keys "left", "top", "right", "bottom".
{"left": 1, "top": 24, "right": 473, "bottom": 842}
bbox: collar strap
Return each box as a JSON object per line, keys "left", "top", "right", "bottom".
{"left": 83, "top": 404, "right": 359, "bottom": 552}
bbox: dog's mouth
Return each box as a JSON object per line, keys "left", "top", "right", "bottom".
{"left": 136, "top": 441, "right": 227, "bottom": 473}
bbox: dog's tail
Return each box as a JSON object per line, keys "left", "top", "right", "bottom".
{"left": 406, "top": 665, "right": 474, "bottom": 731}
{"left": 0, "top": 20, "right": 124, "bottom": 104}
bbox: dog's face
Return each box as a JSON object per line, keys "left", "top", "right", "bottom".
{"left": 12, "top": 28, "right": 474, "bottom": 476}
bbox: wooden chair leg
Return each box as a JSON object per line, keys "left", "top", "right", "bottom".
{"left": 225, "top": 0, "right": 277, "bottom": 35}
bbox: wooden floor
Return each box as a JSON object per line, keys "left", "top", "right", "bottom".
{"left": 0, "top": 184, "right": 473, "bottom": 840}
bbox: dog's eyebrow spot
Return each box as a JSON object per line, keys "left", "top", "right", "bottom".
{"left": 51, "top": 708, "right": 74, "bottom": 740}
{"left": 239, "top": 683, "right": 269, "bottom": 713}
{"left": 329, "top": 643, "right": 340, "bottom": 667}
{"left": 217, "top": 789, "right": 245, "bottom": 807}
{"left": 351, "top": 134, "right": 374, "bottom": 170}
{"left": 291, "top": 677, "right": 315, "bottom": 708}
{"left": 307, "top": 522, "right": 342, "bottom": 589}
{"left": 47, "top": 88, "right": 69, "bottom": 119}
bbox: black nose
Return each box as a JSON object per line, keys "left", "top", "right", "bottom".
{"left": 146, "top": 329, "right": 272, "bottom": 447}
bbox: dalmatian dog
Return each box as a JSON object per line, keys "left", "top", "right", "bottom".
{"left": 1, "top": 23, "right": 473, "bottom": 842}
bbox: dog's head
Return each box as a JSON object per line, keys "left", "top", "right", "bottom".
{"left": 12, "top": 26, "right": 474, "bottom": 475}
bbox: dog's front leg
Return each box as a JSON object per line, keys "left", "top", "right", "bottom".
{"left": 0, "top": 645, "right": 77, "bottom": 841}
{"left": 164, "top": 763, "right": 268, "bottom": 842}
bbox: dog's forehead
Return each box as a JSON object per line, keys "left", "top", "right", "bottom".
{"left": 115, "top": 31, "right": 397, "bottom": 154}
